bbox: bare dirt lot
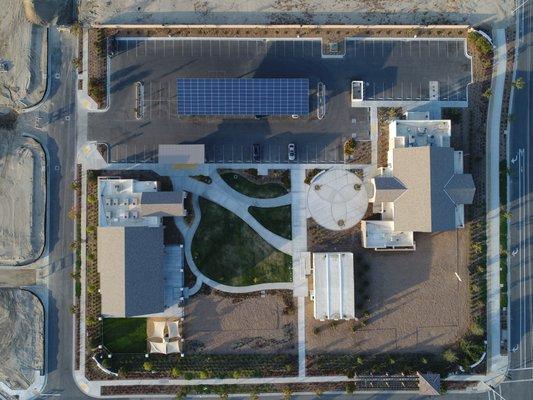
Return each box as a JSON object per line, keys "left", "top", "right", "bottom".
{"left": 80, "top": 0, "right": 512, "bottom": 27}
{"left": 0, "top": 1, "right": 48, "bottom": 109}
{"left": 0, "top": 289, "right": 44, "bottom": 390}
{"left": 0, "top": 133, "right": 46, "bottom": 265}
{"left": 306, "top": 229, "right": 471, "bottom": 354}
{"left": 185, "top": 289, "right": 297, "bottom": 355}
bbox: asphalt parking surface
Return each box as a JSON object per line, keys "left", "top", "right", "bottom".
{"left": 88, "top": 38, "right": 471, "bottom": 163}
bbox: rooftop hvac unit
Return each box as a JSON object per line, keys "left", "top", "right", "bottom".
{"left": 105, "top": 198, "right": 111, "bottom": 206}
{"left": 122, "top": 198, "right": 129, "bottom": 206}
{"left": 114, "top": 184, "right": 121, "bottom": 191}
{"left": 105, "top": 211, "right": 113, "bottom": 219}
{"left": 130, "top": 210, "right": 139, "bottom": 219}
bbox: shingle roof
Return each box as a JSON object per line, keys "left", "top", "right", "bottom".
{"left": 373, "top": 176, "right": 407, "bottom": 203}
{"left": 445, "top": 173, "right": 476, "bottom": 205}
{"left": 389, "top": 146, "right": 475, "bottom": 232}
{"left": 140, "top": 191, "right": 185, "bottom": 217}
{"left": 97, "top": 226, "right": 165, "bottom": 317}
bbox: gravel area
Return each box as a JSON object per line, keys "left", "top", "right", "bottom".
{"left": 185, "top": 290, "right": 297, "bottom": 355}
{"left": 306, "top": 229, "right": 471, "bottom": 354}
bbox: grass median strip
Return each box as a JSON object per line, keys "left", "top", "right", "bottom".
{"left": 192, "top": 197, "right": 292, "bottom": 286}
{"left": 249, "top": 205, "right": 292, "bottom": 240}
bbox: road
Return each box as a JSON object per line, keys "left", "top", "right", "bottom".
{"left": 508, "top": 0, "right": 533, "bottom": 380}
{"left": 27, "top": 27, "right": 84, "bottom": 399}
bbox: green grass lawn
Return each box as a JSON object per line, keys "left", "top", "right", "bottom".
{"left": 220, "top": 172, "right": 288, "bottom": 199}
{"left": 192, "top": 197, "right": 292, "bottom": 286}
{"left": 249, "top": 205, "right": 292, "bottom": 240}
{"left": 102, "top": 318, "right": 147, "bottom": 353}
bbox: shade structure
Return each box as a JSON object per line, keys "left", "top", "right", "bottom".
{"left": 149, "top": 339, "right": 167, "bottom": 354}
{"left": 167, "top": 339, "right": 181, "bottom": 354}
{"left": 167, "top": 320, "right": 181, "bottom": 339}
{"left": 177, "top": 78, "right": 309, "bottom": 116}
{"left": 152, "top": 320, "right": 166, "bottom": 339}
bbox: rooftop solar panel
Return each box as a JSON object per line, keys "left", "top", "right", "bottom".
{"left": 177, "top": 78, "right": 309, "bottom": 116}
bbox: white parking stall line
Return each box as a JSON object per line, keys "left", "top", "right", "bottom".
{"left": 418, "top": 40, "right": 422, "bottom": 58}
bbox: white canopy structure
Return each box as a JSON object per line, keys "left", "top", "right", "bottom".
{"left": 149, "top": 340, "right": 167, "bottom": 354}
{"left": 152, "top": 320, "right": 166, "bottom": 339}
{"left": 167, "top": 339, "right": 181, "bottom": 354}
{"left": 167, "top": 320, "right": 181, "bottom": 339}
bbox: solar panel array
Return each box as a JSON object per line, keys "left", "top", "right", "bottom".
{"left": 177, "top": 78, "right": 309, "bottom": 116}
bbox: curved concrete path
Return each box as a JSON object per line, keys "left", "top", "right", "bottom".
{"left": 210, "top": 172, "right": 292, "bottom": 208}
{"left": 173, "top": 175, "right": 293, "bottom": 255}
{"left": 177, "top": 193, "right": 292, "bottom": 295}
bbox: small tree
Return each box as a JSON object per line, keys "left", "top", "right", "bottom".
{"left": 101, "top": 358, "right": 111, "bottom": 369}
{"left": 345, "top": 382, "right": 355, "bottom": 394}
{"left": 282, "top": 386, "right": 292, "bottom": 400}
{"left": 482, "top": 87, "right": 492, "bottom": 99}
{"left": 171, "top": 367, "right": 181, "bottom": 378}
{"left": 87, "top": 285, "right": 96, "bottom": 295}
{"left": 87, "top": 194, "right": 97, "bottom": 204}
{"left": 512, "top": 77, "right": 525, "bottom": 90}
{"left": 86, "top": 316, "right": 97, "bottom": 327}
{"left": 86, "top": 225, "right": 96, "bottom": 234}
{"left": 68, "top": 206, "right": 78, "bottom": 220}
{"left": 70, "top": 180, "right": 81, "bottom": 190}
{"left": 143, "top": 361, "right": 153, "bottom": 372}
{"left": 344, "top": 138, "right": 357, "bottom": 156}
{"left": 471, "top": 242, "right": 483, "bottom": 255}
{"left": 443, "top": 349, "right": 458, "bottom": 363}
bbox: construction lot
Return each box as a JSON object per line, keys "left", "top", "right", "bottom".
{"left": 306, "top": 229, "right": 471, "bottom": 354}
{"left": 0, "top": 134, "right": 46, "bottom": 265}
{"left": 184, "top": 290, "right": 297, "bottom": 355}
{"left": 88, "top": 37, "right": 471, "bottom": 163}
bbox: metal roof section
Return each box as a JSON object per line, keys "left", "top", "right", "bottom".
{"left": 311, "top": 252, "right": 355, "bottom": 321}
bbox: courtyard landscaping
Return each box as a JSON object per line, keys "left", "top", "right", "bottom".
{"left": 192, "top": 197, "right": 292, "bottom": 286}
{"left": 219, "top": 169, "right": 290, "bottom": 199}
{"left": 249, "top": 205, "right": 292, "bottom": 240}
{"left": 102, "top": 318, "right": 147, "bottom": 354}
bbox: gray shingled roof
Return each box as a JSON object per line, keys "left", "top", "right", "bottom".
{"left": 140, "top": 191, "right": 185, "bottom": 217}
{"left": 445, "top": 174, "right": 476, "bottom": 205}
{"left": 373, "top": 176, "right": 407, "bottom": 203}
{"left": 97, "top": 226, "right": 165, "bottom": 317}
{"left": 389, "top": 146, "right": 475, "bottom": 232}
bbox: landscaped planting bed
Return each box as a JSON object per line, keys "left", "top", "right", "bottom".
{"left": 249, "top": 205, "right": 292, "bottom": 240}
{"left": 89, "top": 353, "right": 297, "bottom": 380}
{"left": 219, "top": 169, "right": 290, "bottom": 199}
{"left": 102, "top": 318, "right": 147, "bottom": 353}
{"left": 192, "top": 197, "right": 292, "bottom": 286}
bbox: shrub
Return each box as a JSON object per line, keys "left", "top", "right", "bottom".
{"left": 469, "top": 322, "right": 485, "bottom": 336}
{"left": 86, "top": 316, "right": 97, "bottom": 327}
{"left": 343, "top": 138, "right": 357, "bottom": 155}
{"left": 87, "top": 194, "right": 97, "bottom": 204}
{"left": 345, "top": 382, "right": 355, "bottom": 394}
{"left": 101, "top": 358, "right": 111, "bottom": 369}
{"left": 467, "top": 31, "right": 493, "bottom": 56}
{"left": 86, "top": 225, "right": 96, "bottom": 234}
{"left": 142, "top": 361, "right": 153, "bottom": 372}
{"left": 443, "top": 349, "right": 458, "bottom": 363}
{"left": 171, "top": 367, "right": 181, "bottom": 378}
{"left": 512, "top": 77, "right": 525, "bottom": 90}
{"left": 282, "top": 386, "right": 292, "bottom": 400}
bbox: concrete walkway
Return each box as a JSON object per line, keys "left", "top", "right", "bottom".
{"left": 485, "top": 28, "right": 506, "bottom": 373}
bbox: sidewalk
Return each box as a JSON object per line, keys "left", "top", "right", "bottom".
{"left": 485, "top": 28, "right": 506, "bottom": 373}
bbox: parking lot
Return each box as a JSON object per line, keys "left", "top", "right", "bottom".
{"left": 88, "top": 37, "right": 471, "bottom": 163}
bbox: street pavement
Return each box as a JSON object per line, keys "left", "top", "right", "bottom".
{"left": 508, "top": 0, "right": 533, "bottom": 379}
